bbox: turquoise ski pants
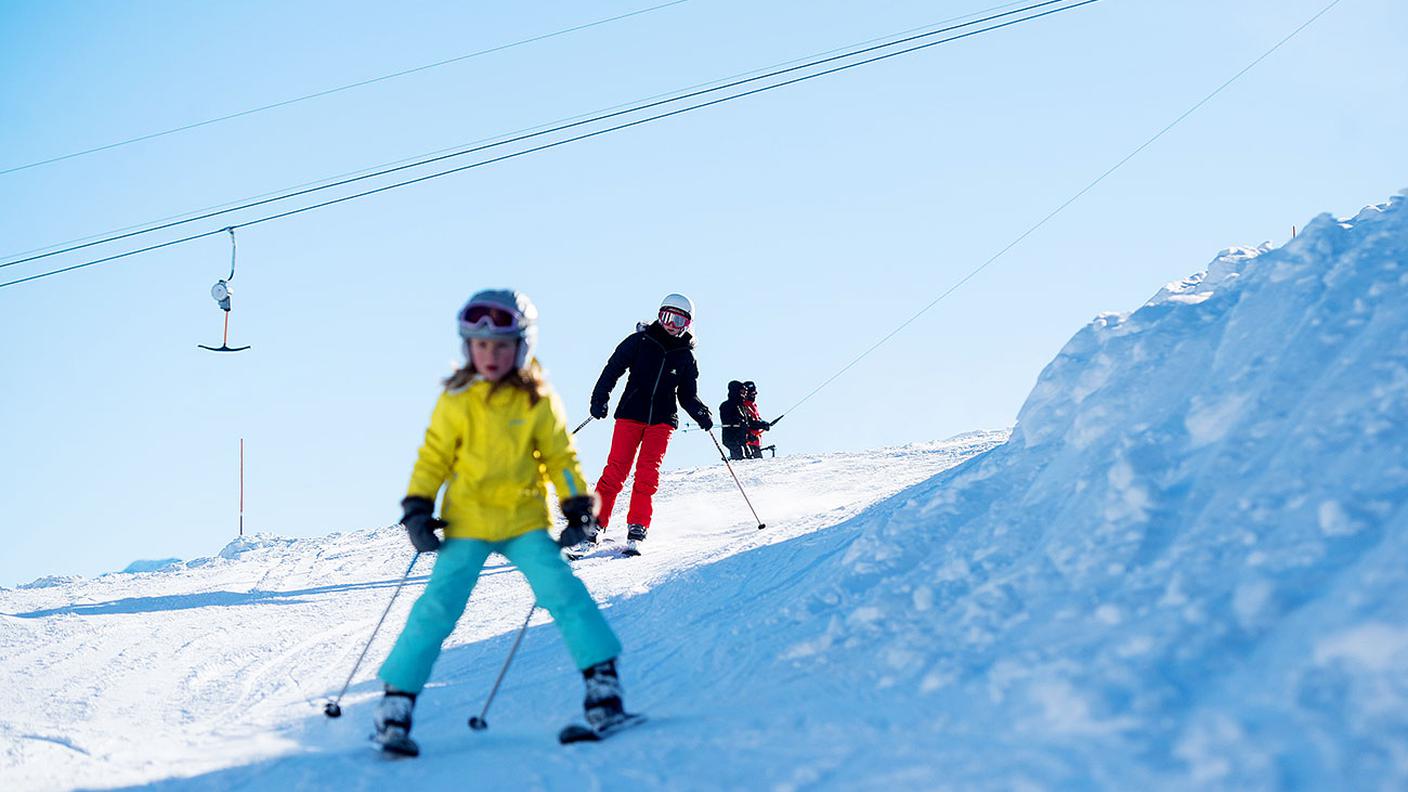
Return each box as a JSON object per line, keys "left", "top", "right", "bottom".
{"left": 379, "top": 530, "right": 621, "bottom": 694}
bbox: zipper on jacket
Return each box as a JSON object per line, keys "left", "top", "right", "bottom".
{"left": 642, "top": 331, "right": 673, "bottom": 426}
{"left": 647, "top": 356, "right": 667, "bottom": 425}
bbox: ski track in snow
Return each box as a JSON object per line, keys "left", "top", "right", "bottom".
{"left": 0, "top": 433, "right": 1005, "bottom": 791}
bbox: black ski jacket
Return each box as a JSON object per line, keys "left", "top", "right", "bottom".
{"left": 592, "top": 322, "right": 712, "bottom": 429}
{"left": 720, "top": 398, "right": 771, "bottom": 447}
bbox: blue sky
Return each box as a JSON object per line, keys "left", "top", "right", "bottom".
{"left": 1, "top": 0, "right": 1404, "bottom": 587}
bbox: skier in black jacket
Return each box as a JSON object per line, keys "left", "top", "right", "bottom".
{"left": 719, "top": 380, "right": 769, "bottom": 460}
{"left": 587, "top": 293, "right": 713, "bottom": 556}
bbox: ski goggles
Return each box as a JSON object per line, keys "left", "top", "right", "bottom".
{"left": 658, "top": 307, "right": 691, "bottom": 333}
{"left": 460, "top": 301, "right": 524, "bottom": 332}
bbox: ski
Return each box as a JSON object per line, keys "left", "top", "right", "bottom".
{"left": 558, "top": 712, "right": 647, "bottom": 744}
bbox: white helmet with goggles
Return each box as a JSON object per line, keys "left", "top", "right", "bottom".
{"left": 658, "top": 292, "right": 694, "bottom": 336}
{"left": 458, "top": 288, "right": 538, "bottom": 368}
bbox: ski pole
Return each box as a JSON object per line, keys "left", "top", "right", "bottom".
{"left": 706, "top": 428, "right": 767, "bottom": 530}
{"left": 468, "top": 603, "right": 536, "bottom": 731}
{"left": 572, "top": 417, "right": 593, "bottom": 434}
{"left": 323, "top": 551, "right": 421, "bottom": 718}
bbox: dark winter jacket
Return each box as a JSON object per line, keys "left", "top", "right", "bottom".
{"left": 719, "top": 380, "right": 755, "bottom": 447}
{"left": 592, "top": 322, "right": 712, "bottom": 429}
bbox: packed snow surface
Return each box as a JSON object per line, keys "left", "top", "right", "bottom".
{"left": 0, "top": 434, "right": 1005, "bottom": 791}
{"left": 3, "top": 193, "right": 1407, "bottom": 790}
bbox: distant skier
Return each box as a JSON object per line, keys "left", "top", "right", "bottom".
{"left": 373, "top": 289, "right": 629, "bottom": 757}
{"left": 719, "top": 380, "right": 769, "bottom": 460}
{"left": 586, "top": 293, "right": 713, "bottom": 556}
{"left": 742, "top": 381, "right": 771, "bottom": 459}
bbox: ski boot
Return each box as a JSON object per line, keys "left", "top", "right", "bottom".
{"left": 583, "top": 658, "right": 628, "bottom": 730}
{"left": 621, "top": 524, "right": 647, "bottom": 557}
{"left": 560, "top": 658, "right": 646, "bottom": 743}
{"left": 564, "top": 523, "right": 601, "bottom": 561}
{"left": 372, "top": 689, "right": 420, "bottom": 757}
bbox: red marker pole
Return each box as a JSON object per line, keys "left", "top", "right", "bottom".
{"left": 239, "top": 438, "right": 245, "bottom": 537}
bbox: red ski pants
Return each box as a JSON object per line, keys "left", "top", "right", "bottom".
{"left": 594, "top": 418, "right": 673, "bottom": 529}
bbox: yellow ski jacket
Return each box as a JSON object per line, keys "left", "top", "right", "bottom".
{"left": 406, "top": 377, "right": 590, "bottom": 541}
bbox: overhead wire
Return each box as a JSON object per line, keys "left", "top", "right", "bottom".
{"left": 0, "top": 0, "right": 1347, "bottom": 450}
{"left": 0, "top": 0, "right": 1033, "bottom": 265}
{"left": 775, "top": 0, "right": 1346, "bottom": 419}
{"left": 0, "top": 0, "right": 690, "bottom": 176}
{"left": 0, "top": 0, "right": 1090, "bottom": 276}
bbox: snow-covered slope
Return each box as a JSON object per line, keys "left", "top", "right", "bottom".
{"left": 764, "top": 195, "right": 1408, "bottom": 788}
{"left": 0, "top": 434, "right": 1005, "bottom": 791}
{"left": 738, "top": 194, "right": 1408, "bottom": 789}
{"left": 5, "top": 193, "right": 1407, "bottom": 791}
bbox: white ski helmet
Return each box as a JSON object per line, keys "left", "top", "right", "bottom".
{"left": 660, "top": 292, "right": 694, "bottom": 319}
{"left": 458, "top": 288, "right": 538, "bottom": 368}
{"left": 658, "top": 292, "right": 694, "bottom": 337}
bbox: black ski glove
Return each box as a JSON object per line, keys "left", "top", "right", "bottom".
{"left": 558, "top": 495, "right": 599, "bottom": 548}
{"left": 695, "top": 413, "right": 713, "bottom": 431}
{"left": 759, "top": 421, "right": 772, "bottom": 431}
{"left": 590, "top": 401, "right": 609, "bottom": 420}
{"left": 401, "top": 496, "right": 446, "bottom": 553}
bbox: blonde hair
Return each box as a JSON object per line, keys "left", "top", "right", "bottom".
{"left": 444, "top": 355, "right": 546, "bottom": 406}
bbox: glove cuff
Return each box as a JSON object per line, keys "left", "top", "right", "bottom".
{"left": 401, "top": 496, "right": 435, "bottom": 517}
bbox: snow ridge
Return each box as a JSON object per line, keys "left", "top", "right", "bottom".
{"left": 761, "top": 193, "right": 1408, "bottom": 788}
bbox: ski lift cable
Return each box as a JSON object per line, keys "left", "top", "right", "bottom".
{"left": 0, "top": 0, "right": 691, "bottom": 177}
{"left": 0, "top": 0, "right": 1072, "bottom": 270}
{"left": 0, "top": 0, "right": 1100, "bottom": 291}
{"left": 1, "top": 108, "right": 644, "bottom": 264}
{"left": 0, "top": 228, "right": 231, "bottom": 289}
{"left": 0, "top": 0, "right": 1087, "bottom": 273}
{"left": 776, "top": 0, "right": 1345, "bottom": 420}
{"left": 0, "top": 0, "right": 1033, "bottom": 265}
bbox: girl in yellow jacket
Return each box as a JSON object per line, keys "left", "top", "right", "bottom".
{"left": 373, "top": 289, "right": 624, "bottom": 756}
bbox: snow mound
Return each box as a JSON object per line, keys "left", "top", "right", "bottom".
{"left": 217, "top": 534, "right": 298, "bottom": 561}
{"left": 752, "top": 193, "right": 1408, "bottom": 787}
{"left": 17, "top": 575, "right": 83, "bottom": 590}
{"left": 118, "top": 558, "right": 183, "bottom": 575}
